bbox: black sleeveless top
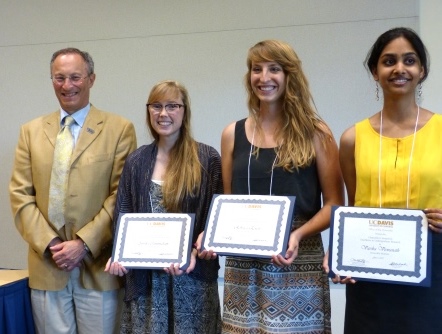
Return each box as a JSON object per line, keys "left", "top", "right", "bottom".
{"left": 231, "top": 118, "right": 321, "bottom": 225}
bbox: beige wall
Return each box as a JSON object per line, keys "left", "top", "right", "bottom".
{"left": 420, "top": 0, "right": 442, "bottom": 113}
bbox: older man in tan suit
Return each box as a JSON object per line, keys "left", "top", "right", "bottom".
{"left": 9, "top": 48, "right": 137, "bottom": 333}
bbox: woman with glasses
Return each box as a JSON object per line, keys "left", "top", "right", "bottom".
{"left": 106, "top": 80, "right": 222, "bottom": 333}
{"left": 216, "top": 40, "right": 344, "bottom": 333}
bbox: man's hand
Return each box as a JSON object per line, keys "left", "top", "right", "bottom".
{"left": 50, "top": 239, "right": 86, "bottom": 271}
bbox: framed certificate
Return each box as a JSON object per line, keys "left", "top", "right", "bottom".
{"left": 201, "top": 194, "right": 295, "bottom": 258}
{"left": 112, "top": 213, "right": 195, "bottom": 270}
{"left": 328, "top": 206, "right": 431, "bottom": 286}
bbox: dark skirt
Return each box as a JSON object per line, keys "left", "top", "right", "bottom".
{"left": 120, "top": 271, "right": 221, "bottom": 334}
{"left": 344, "top": 232, "right": 442, "bottom": 334}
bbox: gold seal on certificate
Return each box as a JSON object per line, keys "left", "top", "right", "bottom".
{"left": 201, "top": 194, "right": 295, "bottom": 258}
{"left": 112, "top": 213, "right": 195, "bottom": 270}
{"left": 328, "top": 206, "right": 431, "bottom": 286}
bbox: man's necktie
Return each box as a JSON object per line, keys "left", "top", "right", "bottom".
{"left": 48, "top": 116, "right": 75, "bottom": 230}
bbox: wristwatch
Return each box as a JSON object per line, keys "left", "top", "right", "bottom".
{"left": 83, "top": 242, "right": 91, "bottom": 254}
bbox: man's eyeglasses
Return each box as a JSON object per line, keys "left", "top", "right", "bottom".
{"left": 147, "top": 103, "right": 184, "bottom": 114}
{"left": 51, "top": 75, "right": 89, "bottom": 85}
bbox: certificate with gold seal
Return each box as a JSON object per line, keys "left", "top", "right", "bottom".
{"left": 201, "top": 195, "right": 295, "bottom": 258}
{"left": 112, "top": 213, "right": 195, "bottom": 270}
{"left": 328, "top": 206, "right": 431, "bottom": 286}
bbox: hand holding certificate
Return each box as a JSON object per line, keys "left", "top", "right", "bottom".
{"left": 328, "top": 206, "right": 431, "bottom": 286}
{"left": 201, "top": 195, "right": 295, "bottom": 258}
{"left": 112, "top": 213, "right": 195, "bottom": 270}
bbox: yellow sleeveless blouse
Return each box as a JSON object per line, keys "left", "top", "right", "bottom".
{"left": 355, "top": 114, "right": 442, "bottom": 209}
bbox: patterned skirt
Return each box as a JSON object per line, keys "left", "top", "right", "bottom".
{"left": 222, "top": 234, "right": 331, "bottom": 334}
{"left": 120, "top": 271, "right": 221, "bottom": 334}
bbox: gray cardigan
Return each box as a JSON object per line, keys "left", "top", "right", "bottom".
{"left": 113, "top": 141, "right": 223, "bottom": 301}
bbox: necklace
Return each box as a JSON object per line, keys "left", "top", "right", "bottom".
{"left": 248, "top": 124, "right": 278, "bottom": 195}
{"left": 378, "top": 105, "right": 420, "bottom": 208}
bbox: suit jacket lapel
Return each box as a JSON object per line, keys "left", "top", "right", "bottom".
{"left": 71, "top": 106, "right": 103, "bottom": 163}
{"left": 43, "top": 112, "right": 61, "bottom": 148}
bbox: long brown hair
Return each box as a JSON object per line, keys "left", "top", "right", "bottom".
{"left": 245, "top": 40, "right": 328, "bottom": 170}
{"left": 146, "top": 80, "right": 201, "bottom": 212}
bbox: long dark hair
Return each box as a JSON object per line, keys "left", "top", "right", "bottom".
{"left": 365, "top": 27, "right": 430, "bottom": 83}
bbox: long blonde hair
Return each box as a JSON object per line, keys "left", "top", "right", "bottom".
{"left": 245, "top": 40, "right": 328, "bottom": 170}
{"left": 146, "top": 80, "right": 201, "bottom": 212}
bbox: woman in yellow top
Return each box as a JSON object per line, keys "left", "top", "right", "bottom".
{"left": 337, "top": 27, "right": 442, "bottom": 333}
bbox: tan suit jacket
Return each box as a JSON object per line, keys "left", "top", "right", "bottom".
{"left": 10, "top": 105, "right": 137, "bottom": 291}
